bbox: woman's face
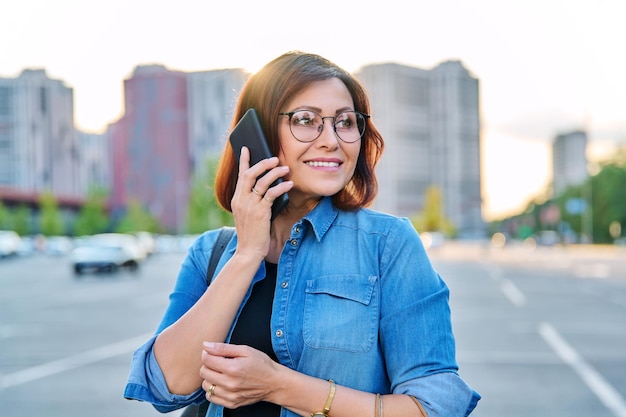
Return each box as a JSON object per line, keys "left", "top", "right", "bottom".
{"left": 278, "top": 77, "right": 361, "bottom": 205}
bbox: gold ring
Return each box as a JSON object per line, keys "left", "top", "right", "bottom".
{"left": 251, "top": 187, "right": 263, "bottom": 197}
{"left": 207, "top": 384, "right": 216, "bottom": 398}
{"left": 263, "top": 195, "right": 275, "bottom": 203}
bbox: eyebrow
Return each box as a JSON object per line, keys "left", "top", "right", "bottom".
{"left": 290, "top": 106, "right": 355, "bottom": 115}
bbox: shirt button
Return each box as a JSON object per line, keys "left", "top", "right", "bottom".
{"left": 281, "top": 281, "right": 288, "bottom": 288}
{"left": 275, "top": 329, "right": 283, "bottom": 337}
{"left": 290, "top": 239, "right": 298, "bottom": 246}
{"left": 294, "top": 226, "right": 301, "bottom": 233}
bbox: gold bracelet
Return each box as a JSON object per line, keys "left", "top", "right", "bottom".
{"left": 375, "top": 393, "right": 384, "bottom": 417}
{"left": 311, "top": 380, "right": 336, "bottom": 417}
{"left": 374, "top": 393, "right": 381, "bottom": 417}
{"left": 409, "top": 395, "right": 428, "bottom": 417}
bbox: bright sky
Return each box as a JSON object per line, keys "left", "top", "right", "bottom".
{"left": 2, "top": 0, "right": 625, "bottom": 221}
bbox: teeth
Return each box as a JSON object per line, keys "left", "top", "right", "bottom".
{"left": 306, "top": 161, "right": 339, "bottom": 167}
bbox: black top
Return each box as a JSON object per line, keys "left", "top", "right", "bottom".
{"left": 223, "top": 262, "right": 280, "bottom": 417}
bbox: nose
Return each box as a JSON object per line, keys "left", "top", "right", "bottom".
{"left": 316, "top": 117, "right": 340, "bottom": 147}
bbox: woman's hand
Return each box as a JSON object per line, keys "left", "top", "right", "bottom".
{"left": 230, "top": 147, "right": 292, "bottom": 261}
{"left": 200, "top": 342, "right": 280, "bottom": 408}
{"left": 199, "top": 343, "right": 428, "bottom": 417}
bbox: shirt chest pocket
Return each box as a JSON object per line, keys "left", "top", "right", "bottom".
{"left": 303, "top": 274, "right": 378, "bottom": 352}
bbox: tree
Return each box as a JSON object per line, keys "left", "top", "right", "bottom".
{"left": 73, "top": 187, "right": 110, "bottom": 236}
{"left": 187, "top": 157, "right": 233, "bottom": 234}
{"left": 610, "top": 142, "right": 626, "bottom": 166}
{"left": 114, "top": 199, "right": 161, "bottom": 233}
{"left": 0, "top": 201, "right": 10, "bottom": 230}
{"left": 410, "top": 186, "right": 456, "bottom": 236}
{"left": 12, "top": 205, "right": 31, "bottom": 236}
{"left": 39, "top": 192, "right": 65, "bottom": 236}
{"left": 589, "top": 164, "right": 626, "bottom": 243}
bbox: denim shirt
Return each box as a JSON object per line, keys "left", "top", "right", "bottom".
{"left": 124, "top": 197, "right": 480, "bottom": 416}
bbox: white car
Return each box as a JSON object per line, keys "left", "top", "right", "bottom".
{"left": 45, "top": 236, "right": 74, "bottom": 256}
{"left": 0, "top": 230, "right": 22, "bottom": 258}
{"left": 133, "top": 231, "right": 156, "bottom": 256}
{"left": 70, "top": 233, "right": 145, "bottom": 275}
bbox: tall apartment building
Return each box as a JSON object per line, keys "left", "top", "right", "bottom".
{"left": 108, "top": 118, "right": 129, "bottom": 218}
{"left": 355, "top": 60, "right": 484, "bottom": 238}
{"left": 0, "top": 69, "right": 79, "bottom": 198}
{"left": 110, "top": 66, "right": 248, "bottom": 233}
{"left": 75, "top": 130, "right": 110, "bottom": 195}
{"left": 552, "top": 130, "right": 588, "bottom": 195}
{"left": 112, "top": 65, "right": 190, "bottom": 233}
{"left": 187, "top": 69, "right": 249, "bottom": 174}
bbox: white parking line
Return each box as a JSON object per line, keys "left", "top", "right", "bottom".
{"left": 0, "top": 333, "right": 152, "bottom": 389}
{"left": 500, "top": 279, "right": 526, "bottom": 307}
{"left": 539, "top": 322, "right": 626, "bottom": 417}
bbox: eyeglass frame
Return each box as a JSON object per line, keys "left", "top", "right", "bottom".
{"left": 279, "top": 110, "right": 370, "bottom": 143}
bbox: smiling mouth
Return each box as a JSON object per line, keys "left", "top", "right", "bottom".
{"left": 305, "top": 161, "right": 340, "bottom": 167}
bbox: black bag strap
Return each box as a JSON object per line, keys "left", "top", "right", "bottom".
{"left": 206, "top": 226, "right": 235, "bottom": 285}
{"left": 181, "top": 226, "right": 235, "bottom": 417}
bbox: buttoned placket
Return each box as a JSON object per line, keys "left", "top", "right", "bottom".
{"left": 271, "top": 222, "right": 305, "bottom": 368}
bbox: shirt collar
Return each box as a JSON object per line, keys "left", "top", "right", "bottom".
{"left": 301, "top": 197, "right": 338, "bottom": 242}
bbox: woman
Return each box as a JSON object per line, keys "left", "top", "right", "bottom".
{"left": 125, "top": 51, "right": 480, "bottom": 417}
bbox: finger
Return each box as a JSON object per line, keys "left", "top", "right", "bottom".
{"left": 203, "top": 342, "right": 247, "bottom": 358}
{"left": 238, "top": 146, "right": 251, "bottom": 172}
{"left": 240, "top": 157, "right": 280, "bottom": 187}
{"left": 262, "top": 180, "right": 293, "bottom": 203}
{"left": 250, "top": 165, "right": 290, "bottom": 195}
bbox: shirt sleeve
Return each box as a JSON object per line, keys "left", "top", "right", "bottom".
{"left": 123, "top": 336, "right": 205, "bottom": 412}
{"left": 396, "top": 373, "right": 481, "bottom": 417}
{"left": 379, "top": 218, "right": 480, "bottom": 416}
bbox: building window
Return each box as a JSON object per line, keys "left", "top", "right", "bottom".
{"left": 40, "top": 86, "right": 47, "bottom": 114}
{"left": 395, "top": 75, "right": 429, "bottom": 108}
{"left": 0, "top": 86, "right": 10, "bottom": 116}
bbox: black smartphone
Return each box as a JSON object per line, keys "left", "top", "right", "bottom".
{"left": 229, "top": 108, "right": 289, "bottom": 220}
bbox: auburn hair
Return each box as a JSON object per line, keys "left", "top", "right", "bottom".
{"left": 214, "top": 51, "right": 384, "bottom": 212}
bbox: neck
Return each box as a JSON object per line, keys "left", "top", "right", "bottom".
{"left": 266, "top": 197, "right": 321, "bottom": 262}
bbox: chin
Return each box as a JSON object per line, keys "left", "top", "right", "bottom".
{"left": 311, "top": 186, "right": 344, "bottom": 197}
{"left": 292, "top": 180, "right": 346, "bottom": 199}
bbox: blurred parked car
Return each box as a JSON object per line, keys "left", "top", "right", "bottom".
{"left": 45, "top": 236, "right": 74, "bottom": 256}
{"left": 70, "top": 233, "right": 145, "bottom": 276}
{"left": 0, "top": 230, "right": 22, "bottom": 258}
{"left": 133, "top": 231, "right": 156, "bottom": 256}
{"left": 536, "top": 230, "right": 560, "bottom": 246}
{"left": 17, "top": 236, "right": 37, "bottom": 256}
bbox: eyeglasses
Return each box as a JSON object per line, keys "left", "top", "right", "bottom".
{"left": 279, "top": 110, "right": 370, "bottom": 143}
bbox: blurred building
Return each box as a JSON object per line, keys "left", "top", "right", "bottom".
{"left": 75, "top": 130, "right": 110, "bottom": 195}
{"left": 0, "top": 69, "right": 80, "bottom": 198}
{"left": 108, "top": 118, "right": 129, "bottom": 218}
{"left": 112, "top": 65, "right": 190, "bottom": 233}
{"left": 552, "top": 130, "right": 588, "bottom": 195}
{"left": 108, "top": 66, "right": 248, "bottom": 233}
{"left": 187, "top": 68, "right": 249, "bottom": 175}
{"left": 355, "top": 60, "right": 484, "bottom": 238}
